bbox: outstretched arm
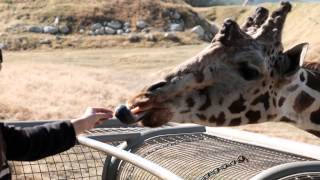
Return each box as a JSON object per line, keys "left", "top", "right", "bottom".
{"left": 3, "top": 107, "right": 113, "bottom": 161}
{"left": 3, "top": 121, "right": 77, "bottom": 161}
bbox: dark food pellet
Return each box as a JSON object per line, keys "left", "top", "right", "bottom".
{"left": 115, "top": 105, "right": 137, "bottom": 124}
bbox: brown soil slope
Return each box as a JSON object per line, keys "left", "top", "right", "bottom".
{"left": 0, "top": 1, "right": 319, "bottom": 54}
{"left": 0, "top": 0, "right": 213, "bottom": 50}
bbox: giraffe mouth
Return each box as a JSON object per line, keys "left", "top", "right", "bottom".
{"left": 129, "top": 105, "right": 171, "bottom": 127}
{"left": 131, "top": 107, "right": 150, "bottom": 121}
{"left": 125, "top": 90, "right": 172, "bottom": 127}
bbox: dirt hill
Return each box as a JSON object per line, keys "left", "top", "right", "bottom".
{"left": 0, "top": 0, "right": 213, "bottom": 50}
{"left": 0, "top": 1, "right": 319, "bottom": 55}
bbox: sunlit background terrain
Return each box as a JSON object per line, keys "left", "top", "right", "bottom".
{"left": 1, "top": 0, "right": 320, "bottom": 145}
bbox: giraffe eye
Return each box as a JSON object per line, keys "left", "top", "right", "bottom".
{"left": 238, "top": 62, "right": 261, "bottom": 81}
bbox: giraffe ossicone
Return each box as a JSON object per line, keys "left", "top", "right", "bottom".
{"left": 123, "top": 2, "right": 320, "bottom": 137}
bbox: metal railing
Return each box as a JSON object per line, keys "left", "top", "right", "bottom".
{"left": 5, "top": 119, "right": 320, "bottom": 180}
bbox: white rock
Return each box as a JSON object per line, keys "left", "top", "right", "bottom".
{"left": 116, "top": 29, "right": 124, "bottom": 35}
{"left": 190, "top": 25, "right": 205, "bottom": 38}
{"left": 145, "top": 33, "right": 156, "bottom": 42}
{"left": 39, "top": 38, "right": 51, "bottom": 44}
{"left": 169, "top": 23, "right": 184, "bottom": 32}
{"left": 107, "top": 20, "right": 122, "bottom": 30}
{"left": 95, "top": 27, "right": 105, "bottom": 35}
{"left": 43, "top": 26, "right": 59, "bottom": 34}
{"left": 91, "top": 23, "right": 103, "bottom": 31}
{"left": 79, "top": 29, "right": 85, "bottom": 33}
{"left": 53, "top": 17, "right": 59, "bottom": 26}
{"left": 128, "top": 34, "right": 141, "bottom": 42}
{"left": 59, "top": 25, "right": 70, "bottom": 34}
{"left": 105, "top": 27, "right": 116, "bottom": 35}
{"left": 136, "top": 20, "right": 148, "bottom": 29}
{"left": 124, "top": 28, "right": 131, "bottom": 33}
{"left": 171, "top": 11, "right": 181, "bottom": 20}
{"left": 123, "top": 22, "right": 130, "bottom": 28}
{"left": 141, "top": 28, "right": 150, "bottom": 33}
{"left": 164, "top": 32, "right": 178, "bottom": 41}
{"left": 28, "top": 26, "right": 43, "bottom": 33}
{"left": 88, "top": 31, "right": 94, "bottom": 36}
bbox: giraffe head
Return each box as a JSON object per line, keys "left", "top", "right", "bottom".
{"left": 127, "top": 2, "right": 309, "bottom": 127}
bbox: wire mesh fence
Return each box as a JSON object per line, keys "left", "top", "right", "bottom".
{"left": 7, "top": 123, "right": 319, "bottom": 180}
{"left": 10, "top": 145, "right": 107, "bottom": 180}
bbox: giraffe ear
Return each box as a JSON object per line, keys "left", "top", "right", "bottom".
{"left": 280, "top": 43, "right": 309, "bottom": 77}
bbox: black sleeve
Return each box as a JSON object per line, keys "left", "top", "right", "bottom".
{"left": 2, "top": 121, "right": 77, "bottom": 161}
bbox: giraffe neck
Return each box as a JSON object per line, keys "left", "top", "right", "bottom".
{"left": 277, "top": 68, "right": 320, "bottom": 133}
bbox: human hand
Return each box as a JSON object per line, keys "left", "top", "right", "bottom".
{"left": 71, "top": 107, "right": 113, "bottom": 135}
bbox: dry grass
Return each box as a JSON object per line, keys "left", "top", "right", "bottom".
{"left": 196, "top": 3, "right": 320, "bottom": 57}
{"left": 1, "top": 44, "right": 320, "bottom": 145}
{"left": 0, "top": 45, "right": 204, "bottom": 120}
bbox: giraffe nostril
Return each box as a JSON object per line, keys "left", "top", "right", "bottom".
{"left": 147, "top": 81, "right": 167, "bottom": 92}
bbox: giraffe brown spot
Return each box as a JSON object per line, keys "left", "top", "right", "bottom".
{"left": 310, "top": 107, "right": 320, "bottom": 124}
{"left": 209, "top": 112, "right": 226, "bottom": 126}
{"left": 229, "top": 118, "right": 242, "bottom": 126}
{"left": 262, "top": 81, "right": 266, "bottom": 87}
{"left": 228, "top": 95, "right": 246, "bottom": 114}
{"left": 219, "top": 98, "right": 224, "bottom": 105}
{"left": 198, "top": 88, "right": 212, "bottom": 111}
{"left": 186, "top": 97, "right": 195, "bottom": 108}
{"left": 300, "top": 72, "right": 305, "bottom": 82}
{"left": 279, "top": 116, "right": 296, "bottom": 124}
{"left": 272, "top": 98, "right": 276, "bottom": 107}
{"left": 270, "top": 48, "right": 275, "bottom": 55}
{"left": 180, "top": 109, "right": 190, "bottom": 114}
{"left": 253, "top": 89, "right": 260, "bottom": 95}
{"left": 293, "top": 91, "right": 315, "bottom": 113}
{"left": 193, "top": 70, "right": 205, "bottom": 83}
{"left": 196, "top": 113, "right": 207, "bottom": 121}
{"left": 286, "top": 84, "right": 299, "bottom": 92}
{"left": 306, "top": 71, "right": 320, "bottom": 92}
{"left": 278, "top": 97, "right": 285, "bottom": 107}
{"left": 245, "top": 110, "right": 261, "bottom": 124}
{"left": 306, "top": 130, "right": 320, "bottom": 137}
{"left": 270, "top": 70, "right": 274, "bottom": 77}
{"left": 267, "top": 114, "right": 277, "bottom": 120}
{"left": 251, "top": 92, "right": 270, "bottom": 110}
